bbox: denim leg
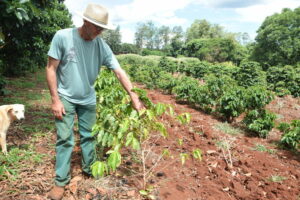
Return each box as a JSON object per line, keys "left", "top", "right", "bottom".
{"left": 76, "top": 104, "right": 96, "bottom": 175}
{"left": 55, "top": 97, "right": 75, "bottom": 186}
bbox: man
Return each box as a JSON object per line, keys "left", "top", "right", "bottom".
{"left": 46, "top": 4, "right": 143, "bottom": 200}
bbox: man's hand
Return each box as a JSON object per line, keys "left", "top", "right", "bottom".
{"left": 51, "top": 99, "right": 65, "bottom": 120}
{"left": 130, "top": 92, "right": 145, "bottom": 111}
{"left": 113, "top": 67, "right": 145, "bottom": 111}
{"left": 46, "top": 56, "right": 64, "bottom": 119}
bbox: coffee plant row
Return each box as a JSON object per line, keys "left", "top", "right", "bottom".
{"left": 118, "top": 54, "right": 300, "bottom": 98}
{"left": 118, "top": 54, "right": 280, "bottom": 138}
{"left": 118, "top": 54, "right": 300, "bottom": 149}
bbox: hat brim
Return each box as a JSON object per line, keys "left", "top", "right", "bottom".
{"left": 75, "top": 11, "right": 115, "bottom": 30}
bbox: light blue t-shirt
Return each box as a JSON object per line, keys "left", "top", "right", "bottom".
{"left": 48, "top": 28, "right": 120, "bottom": 105}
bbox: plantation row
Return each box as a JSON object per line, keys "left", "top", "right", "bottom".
{"left": 116, "top": 54, "right": 300, "bottom": 150}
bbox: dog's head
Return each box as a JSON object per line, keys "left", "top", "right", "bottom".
{"left": 7, "top": 104, "right": 25, "bottom": 121}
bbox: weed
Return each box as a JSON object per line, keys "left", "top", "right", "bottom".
{"left": 0, "top": 147, "right": 46, "bottom": 180}
{"left": 268, "top": 175, "right": 287, "bottom": 183}
{"left": 214, "top": 122, "right": 241, "bottom": 136}
{"left": 216, "top": 137, "right": 236, "bottom": 169}
{"left": 6, "top": 80, "right": 35, "bottom": 89}
{"left": 252, "top": 144, "right": 276, "bottom": 154}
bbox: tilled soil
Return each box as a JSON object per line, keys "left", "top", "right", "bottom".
{"left": 0, "top": 78, "right": 299, "bottom": 200}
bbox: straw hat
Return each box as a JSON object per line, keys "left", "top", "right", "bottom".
{"left": 75, "top": 3, "right": 115, "bottom": 30}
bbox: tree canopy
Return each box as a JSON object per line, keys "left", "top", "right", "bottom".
{"left": 251, "top": 7, "right": 300, "bottom": 68}
{"left": 0, "top": 0, "right": 72, "bottom": 76}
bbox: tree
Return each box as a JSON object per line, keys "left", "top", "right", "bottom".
{"left": 0, "top": 0, "right": 72, "bottom": 76}
{"left": 183, "top": 38, "right": 245, "bottom": 64}
{"left": 134, "top": 21, "right": 156, "bottom": 49}
{"left": 168, "top": 26, "right": 184, "bottom": 57}
{"left": 251, "top": 7, "right": 300, "bottom": 69}
{"left": 155, "top": 25, "right": 171, "bottom": 49}
{"left": 119, "top": 43, "right": 140, "bottom": 54}
{"left": 235, "top": 32, "right": 251, "bottom": 46}
{"left": 101, "top": 25, "right": 122, "bottom": 54}
{"left": 186, "top": 19, "right": 225, "bottom": 42}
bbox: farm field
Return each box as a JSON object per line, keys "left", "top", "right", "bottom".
{"left": 1, "top": 2, "right": 300, "bottom": 200}
{"left": 0, "top": 69, "right": 299, "bottom": 200}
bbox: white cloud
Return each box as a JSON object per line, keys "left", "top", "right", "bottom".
{"left": 120, "top": 28, "right": 135, "bottom": 43}
{"left": 111, "top": 0, "right": 193, "bottom": 26}
{"left": 64, "top": 0, "right": 87, "bottom": 26}
{"left": 235, "top": 0, "right": 299, "bottom": 23}
{"left": 64, "top": 0, "right": 299, "bottom": 43}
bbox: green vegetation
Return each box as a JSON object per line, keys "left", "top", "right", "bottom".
{"left": 0, "top": 0, "right": 72, "bottom": 93}
{"left": 214, "top": 123, "right": 242, "bottom": 136}
{"left": 0, "top": 69, "right": 54, "bottom": 182}
{"left": 267, "top": 175, "right": 287, "bottom": 183}
{"left": 251, "top": 7, "right": 300, "bottom": 68}
{"left": 0, "top": 147, "right": 45, "bottom": 181}
{"left": 278, "top": 120, "right": 300, "bottom": 150}
{"left": 92, "top": 68, "right": 192, "bottom": 182}
{"left": 252, "top": 144, "right": 276, "bottom": 154}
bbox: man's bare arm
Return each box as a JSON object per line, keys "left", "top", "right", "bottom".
{"left": 113, "top": 67, "right": 144, "bottom": 111}
{"left": 46, "top": 57, "right": 65, "bottom": 120}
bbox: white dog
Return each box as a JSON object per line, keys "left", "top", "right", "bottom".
{"left": 0, "top": 104, "right": 25, "bottom": 155}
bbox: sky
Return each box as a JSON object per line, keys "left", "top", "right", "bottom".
{"left": 64, "top": 0, "right": 299, "bottom": 44}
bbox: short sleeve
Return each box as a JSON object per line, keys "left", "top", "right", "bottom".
{"left": 102, "top": 41, "right": 120, "bottom": 70}
{"left": 48, "top": 31, "right": 63, "bottom": 60}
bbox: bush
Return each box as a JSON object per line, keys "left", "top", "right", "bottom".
{"left": 243, "top": 109, "right": 277, "bottom": 138}
{"left": 217, "top": 86, "right": 246, "bottom": 122}
{"left": 141, "top": 49, "right": 166, "bottom": 56}
{"left": 235, "top": 61, "right": 266, "bottom": 88}
{"left": 119, "top": 43, "right": 140, "bottom": 54}
{"left": 266, "top": 65, "right": 300, "bottom": 97}
{"left": 278, "top": 120, "right": 300, "bottom": 150}
{"left": 156, "top": 71, "right": 178, "bottom": 94}
{"left": 244, "top": 86, "right": 274, "bottom": 110}
{"left": 173, "top": 76, "right": 200, "bottom": 101}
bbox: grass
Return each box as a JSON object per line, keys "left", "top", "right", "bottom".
{"left": 0, "top": 68, "right": 54, "bottom": 183}
{"left": 267, "top": 175, "right": 287, "bottom": 183}
{"left": 6, "top": 79, "right": 36, "bottom": 89}
{"left": 214, "top": 122, "right": 242, "bottom": 136}
{"left": 0, "top": 147, "right": 46, "bottom": 181}
{"left": 252, "top": 144, "right": 277, "bottom": 154}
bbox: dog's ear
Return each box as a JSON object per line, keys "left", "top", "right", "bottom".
{"left": 5, "top": 105, "right": 14, "bottom": 114}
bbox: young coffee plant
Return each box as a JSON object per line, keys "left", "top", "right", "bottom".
{"left": 92, "top": 68, "right": 192, "bottom": 188}
{"left": 278, "top": 120, "right": 300, "bottom": 150}
{"left": 217, "top": 86, "right": 246, "bottom": 122}
{"left": 243, "top": 109, "right": 276, "bottom": 138}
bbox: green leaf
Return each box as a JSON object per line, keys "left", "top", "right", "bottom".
{"left": 117, "top": 119, "right": 130, "bottom": 139}
{"left": 177, "top": 138, "right": 183, "bottom": 146}
{"left": 132, "top": 137, "right": 140, "bottom": 150}
{"left": 162, "top": 149, "right": 170, "bottom": 158}
{"left": 125, "top": 132, "right": 134, "bottom": 147}
{"left": 107, "top": 151, "right": 121, "bottom": 171}
{"left": 192, "top": 149, "right": 202, "bottom": 161}
{"left": 139, "top": 190, "right": 148, "bottom": 195}
{"left": 168, "top": 106, "right": 175, "bottom": 117}
{"left": 15, "top": 12, "right": 23, "bottom": 21}
{"left": 177, "top": 113, "right": 191, "bottom": 125}
{"left": 0, "top": 31, "right": 5, "bottom": 41}
{"left": 91, "top": 161, "right": 108, "bottom": 178}
{"left": 180, "top": 153, "right": 189, "bottom": 165}
{"left": 155, "top": 122, "right": 168, "bottom": 138}
{"left": 155, "top": 103, "right": 166, "bottom": 116}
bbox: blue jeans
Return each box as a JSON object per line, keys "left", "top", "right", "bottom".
{"left": 54, "top": 97, "right": 96, "bottom": 186}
